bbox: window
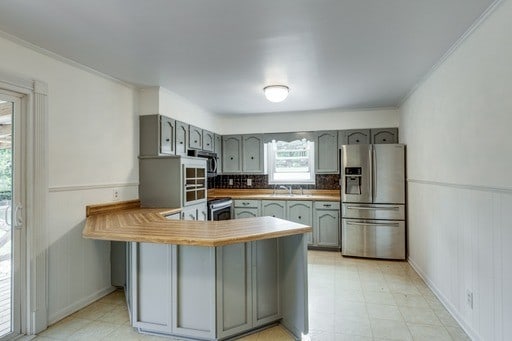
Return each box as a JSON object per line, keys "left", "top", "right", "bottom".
{"left": 267, "top": 139, "right": 315, "bottom": 184}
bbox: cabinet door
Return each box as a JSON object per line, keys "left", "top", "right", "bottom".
{"left": 214, "top": 134, "right": 222, "bottom": 174}
{"left": 197, "top": 204, "right": 208, "bottom": 221}
{"left": 222, "top": 135, "right": 242, "bottom": 173}
{"left": 242, "top": 134, "right": 264, "bottom": 173}
{"left": 181, "top": 206, "right": 197, "bottom": 220}
{"left": 261, "top": 200, "right": 286, "bottom": 219}
{"left": 316, "top": 131, "right": 338, "bottom": 173}
{"left": 189, "top": 125, "right": 203, "bottom": 150}
{"left": 202, "top": 130, "right": 215, "bottom": 152}
{"left": 252, "top": 239, "right": 280, "bottom": 327}
{"left": 216, "top": 243, "right": 252, "bottom": 339}
{"left": 160, "top": 116, "right": 176, "bottom": 155}
{"left": 287, "top": 201, "right": 313, "bottom": 245}
{"left": 234, "top": 208, "right": 259, "bottom": 219}
{"left": 315, "top": 209, "right": 340, "bottom": 248}
{"left": 371, "top": 128, "right": 398, "bottom": 144}
{"left": 339, "top": 129, "right": 371, "bottom": 145}
{"left": 176, "top": 121, "right": 188, "bottom": 156}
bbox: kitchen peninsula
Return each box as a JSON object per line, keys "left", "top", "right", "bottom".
{"left": 83, "top": 201, "right": 311, "bottom": 340}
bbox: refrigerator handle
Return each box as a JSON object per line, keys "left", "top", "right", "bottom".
{"left": 372, "top": 145, "right": 377, "bottom": 202}
{"left": 369, "top": 146, "right": 373, "bottom": 202}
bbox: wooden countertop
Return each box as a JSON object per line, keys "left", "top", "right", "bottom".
{"left": 83, "top": 200, "right": 311, "bottom": 247}
{"left": 208, "top": 189, "right": 340, "bottom": 201}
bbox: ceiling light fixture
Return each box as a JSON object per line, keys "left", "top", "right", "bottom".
{"left": 263, "top": 85, "right": 289, "bottom": 103}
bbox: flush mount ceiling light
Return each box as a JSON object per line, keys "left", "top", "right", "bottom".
{"left": 263, "top": 85, "right": 289, "bottom": 103}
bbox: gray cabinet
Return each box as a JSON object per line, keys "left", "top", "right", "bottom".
{"left": 316, "top": 131, "right": 338, "bottom": 173}
{"left": 371, "top": 128, "right": 398, "bottom": 144}
{"left": 222, "top": 135, "right": 242, "bottom": 173}
{"left": 175, "top": 121, "right": 189, "bottom": 156}
{"left": 287, "top": 201, "right": 313, "bottom": 245}
{"left": 339, "top": 129, "right": 371, "bottom": 145}
{"left": 202, "top": 129, "right": 215, "bottom": 152}
{"left": 242, "top": 134, "right": 264, "bottom": 173}
{"left": 139, "top": 114, "right": 176, "bottom": 156}
{"left": 188, "top": 124, "right": 203, "bottom": 150}
{"left": 234, "top": 199, "right": 261, "bottom": 219}
{"left": 214, "top": 134, "right": 222, "bottom": 173}
{"left": 314, "top": 201, "right": 340, "bottom": 248}
{"left": 261, "top": 200, "right": 286, "bottom": 219}
{"left": 216, "top": 240, "right": 279, "bottom": 339}
{"left": 181, "top": 203, "right": 207, "bottom": 221}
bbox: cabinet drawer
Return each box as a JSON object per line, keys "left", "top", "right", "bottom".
{"left": 234, "top": 200, "right": 261, "bottom": 209}
{"left": 342, "top": 203, "right": 405, "bottom": 220}
{"left": 314, "top": 201, "right": 340, "bottom": 210}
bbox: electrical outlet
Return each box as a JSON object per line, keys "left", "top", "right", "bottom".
{"left": 247, "top": 178, "right": 252, "bottom": 186}
{"left": 466, "top": 290, "right": 473, "bottom": 309}
{"left": 228, "top": 179, "right": 233, "bottom": 186}
{"left": 113, "top": 188, "right": 120, "bottom": 201}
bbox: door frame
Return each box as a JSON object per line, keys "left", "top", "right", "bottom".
{"left": 0, "top": 71, "right": 49, "bottom": 336}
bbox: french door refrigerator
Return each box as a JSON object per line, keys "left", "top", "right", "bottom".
{"left": 341, "top": 144, "right": 406, "bottom": 260}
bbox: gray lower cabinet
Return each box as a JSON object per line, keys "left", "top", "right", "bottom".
{"left": 176, "top": 121, "right": 189, "bottom": 156}
{"left": 234, "top": 200, "right": 261, "bottom": 219}
{"left": 261, "top": 200, "right": 286, "bottom": 219}
{"left": 181, "top": 202, "right": 208, "bottom": 221}
{"left": 315, "top": 131, "right": 338, "bottom": 173}
{"left": 286, "top": 201, "right": 313, "bottom": 245}
{"left": 370, "top": 128, "right": 398, "bottom": 144}
{"left": 313, "top": 201, "right": 340, "bottom": 248}
{"left": 216, "top": 240, "right": 280, "bottom": 339}
{"left": 222, "top": 135, "right": 242, "bottom": 173}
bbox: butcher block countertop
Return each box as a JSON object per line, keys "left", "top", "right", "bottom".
{"left": 83, "top": 200, "right": 311, "bottom": 246}
{"left": 208, "top": 189, "right": 340, "bottom": 201}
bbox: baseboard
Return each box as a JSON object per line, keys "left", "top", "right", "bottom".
{"left": 47, "top": 286, "right": 116, "bottom": 325}
{"left": 407, "top": 258, "right": 481, "bottom": 341}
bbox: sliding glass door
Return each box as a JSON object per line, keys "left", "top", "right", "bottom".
{"left": 0, "top": 93, "right": 22, "bottom": 339}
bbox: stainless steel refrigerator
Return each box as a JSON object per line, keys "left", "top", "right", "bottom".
{"left": 341, "top": 144, "right": 406, "bottom": 260}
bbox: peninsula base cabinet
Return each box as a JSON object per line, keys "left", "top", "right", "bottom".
{"left": 128, "top": 236, "right": 307, "bottom": 341}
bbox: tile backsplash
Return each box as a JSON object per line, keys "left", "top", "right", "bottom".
{"left": 208, "top": 174, "right": 340, "bottom": 190}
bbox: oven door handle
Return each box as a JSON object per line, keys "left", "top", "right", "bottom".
{"left": 210, "top": 201, "right": 233, "bottom": 210}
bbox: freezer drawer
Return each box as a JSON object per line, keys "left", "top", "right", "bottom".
{"left": 342, "top": 203, "right": 405, "bottom": 220}
{"left": 342, "top": 219, "right": 405, "bottom": 260}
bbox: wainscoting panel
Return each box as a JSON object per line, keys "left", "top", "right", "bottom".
{"left": 407, "top": 180, "right": 511, "bottom": 341}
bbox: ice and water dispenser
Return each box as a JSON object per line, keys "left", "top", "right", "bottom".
{"left": 344, "top": 167, "right": 362, "bottom": 195}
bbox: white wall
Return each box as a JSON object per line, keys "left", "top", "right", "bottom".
{"left": 399, "top": 0, "right": 512, "bottom": 340}
{"left": 0, "top": 34, "right": 139, "bottom": 323}
{"left": 216, "top": 108, "right": 399, "bottom": 135}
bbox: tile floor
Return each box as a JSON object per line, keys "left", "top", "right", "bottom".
{"left": 31, "top": 251, "right": 470, "bottom": 340}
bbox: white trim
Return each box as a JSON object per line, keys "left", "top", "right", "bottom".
{"left": 407, "top": 178, "right": 512, "bottom": 194}
{"left": 0, "top": 30, "right": 134, "bottom": 90}
{"left": 48, "top": 182, "right": 138, "bottom": 193}
{"left": 408, "top": 258, "right": 481, "bottom": 341}
{"left": 399, "top": 0, "right": 504, "bottom": 107}
{"left": 0, "top": 70, "right": 49, "bottom": 335}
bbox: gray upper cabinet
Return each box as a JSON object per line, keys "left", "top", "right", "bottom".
{"left": 242, "top": 134, "right": 264, "bottom": 173}
{"left": 315, "top": 131, "right": 338, "bottom": 174}
{"left": 214, "top": 134, "right": 222, "bottom": 174}
{"left": 202, "top": 130, "right": 215, "bottom": 152}
{"left": 339, "top": 129, "right": 371, "bottom": 145}
{"left": 261, "top": 200, "right": 286, "bottom": 219}
{"left": 175, "top": 121, "right": 188, "bottom": 156}
{"left": 188, "top": 125, "right": 203, "bottom": 150}
{"left": 371, "top": 128, "right": 398, "bottom": 144}
{"left": 139, "top": 114, "right": 175, "bottom": 156}
{"left": 222, "top": 135, "right": 242, "bottom": 173}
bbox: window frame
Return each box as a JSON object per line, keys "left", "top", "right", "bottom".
{"left": 266, "top": 139, "right": 316, "bottom": 185}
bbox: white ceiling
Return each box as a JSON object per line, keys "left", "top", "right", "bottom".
{"left": 0, "top": 0, "right": 496, "bottom": 115}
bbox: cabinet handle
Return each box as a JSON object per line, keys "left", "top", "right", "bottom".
{"left": 250, "top": 156, "right": 254, "bottom": 160}
{"left": 272, "top": 215, "right": 275, "bottom": 217}
{"left": 298, "top": 216, "right": 302, "bottom": 219}
{"left": 180, "top": 141, "right": 183, "bottom": 144}
{"left": 242, "top": 202, "right": 249, "bottom": 206}
{"left": 356, "top": 139, "right": 360, "bottom": 143}
{"left": 194, "top": 140, "right": 198, "bottom": 143}
{"left": 230, "top": 157, "right": 234, "bottom": 160}
{"left": 324, "top": 204, "right": 332, "bottom": 207}
{"left": 166, "top": 138, "right": 170, "bottom": 142}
